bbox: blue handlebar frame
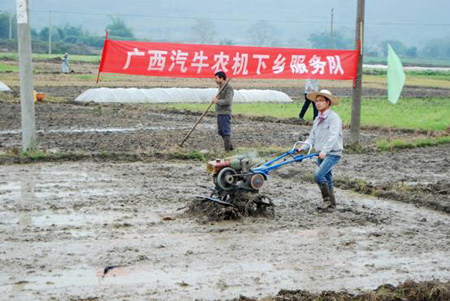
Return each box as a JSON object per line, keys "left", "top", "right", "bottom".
{"left": 250, "top": 142, "right": 318, "bottom": 178}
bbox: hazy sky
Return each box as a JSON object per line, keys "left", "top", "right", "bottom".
{"left": 1, "top": 0, "right": 449, "bottom": 48}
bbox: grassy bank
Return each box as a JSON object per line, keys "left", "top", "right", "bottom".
{"left": 0, "top": 61, "right": 19, "bottom": 73}
{"left": 363, "top": 70, "right": 450, "bottom": 89}
{"left": 0, "top": 52, "right": 100, "bottom": 63}
{"left": 156, "top": 97, "right": 450, "bottom": 131}
{"left": 377, "top": 135, "right": 450, "bottom": 151}
{"left": 365, "top": 55, "right": 450, "bottom": 67}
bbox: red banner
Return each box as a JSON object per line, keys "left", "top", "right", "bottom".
{"left": 98, "top": 39, "right": 359, "bottom": 80}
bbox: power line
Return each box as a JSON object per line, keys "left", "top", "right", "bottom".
{"left": 29, "top": 9, "right": 334, "bottom": 25}
{"left": 366, "top": 21, "right": 450, "bottom": 26}
{"left": 27, "top": 9, "right": 450, "bottom": 27}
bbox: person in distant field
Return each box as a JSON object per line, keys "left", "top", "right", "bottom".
{"left": 298, "top": 79, "right": 319, "bottom": 121}
{"left": 211, "top": 71, "right": 234, "bottom": 151}
{"left": 61, "top": 53, "right": 70, "bottom": 74}
{"left": 300, "top": 89, "right": 343, "bottom": 211}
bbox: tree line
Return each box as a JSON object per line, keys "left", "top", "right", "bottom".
{"left": 0, "top": 13, "right": 135, "bottom": 55}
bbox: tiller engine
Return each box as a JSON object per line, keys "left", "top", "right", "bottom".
{"left": 197, "top": 142, "right": 317, "bottom": 217}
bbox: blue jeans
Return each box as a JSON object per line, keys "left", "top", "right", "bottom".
{"left": 217, "top": 114, "right": 231, "bottom": 137}
{"left": 314, "top": 155, "right": 341, "bottom": 189}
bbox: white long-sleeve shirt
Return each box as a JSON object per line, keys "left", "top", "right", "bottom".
{"left": 303, "top": 109, "right": 343, "bottom": 156}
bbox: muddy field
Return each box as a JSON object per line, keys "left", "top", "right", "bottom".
{"left": 1, "top": 160, "right": 450, "bottom": 299}
{"left": 0, "top": 64, "right": 450, "bottom": 299}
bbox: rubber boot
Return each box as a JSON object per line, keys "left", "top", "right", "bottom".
{"left": 223, "top": 136, "right": 234, "bottom": 152}
{"left": 317, "top": 183, "right": 334, "bottom": 211}
{"left": 328, "top": 187, "right": 336, "bottom": 208}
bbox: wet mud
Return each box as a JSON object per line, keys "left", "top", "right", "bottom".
{"left": 187, "top": 193, "right": 275, "bottom": 221}
{"left": 187, "top": 199, "right": 246, "bottom": 221}
{"left": 1, "top": 162, "right": 450, "bottom": 299}
{"left": 255, "top": 280, "right": 450, "bottom": 300}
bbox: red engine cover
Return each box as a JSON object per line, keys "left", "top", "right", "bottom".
{"left": 206, "top": 159, "right": 231, "bottom": 174}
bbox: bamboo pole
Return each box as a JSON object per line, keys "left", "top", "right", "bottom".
{"left": 179, "top": 78, "right": 230, "bottom": 147}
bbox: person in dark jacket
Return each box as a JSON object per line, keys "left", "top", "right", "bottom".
{"left": 211, "top": 71, "right": 234, "bottom": 151}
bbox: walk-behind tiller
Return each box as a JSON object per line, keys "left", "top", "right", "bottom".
{"left": 197, "top": 142, "right": 317, "bottom": 217}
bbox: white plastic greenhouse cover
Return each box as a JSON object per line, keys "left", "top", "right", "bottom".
{"left": 0, "top": 81, "right": 11, "bottom": 92}
{"left": 75, "top": 88, "right": 292, "bottom": 103}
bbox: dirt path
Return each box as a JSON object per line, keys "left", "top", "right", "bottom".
{"left": 1, "top": 161, "right": 449, "bottom": 299}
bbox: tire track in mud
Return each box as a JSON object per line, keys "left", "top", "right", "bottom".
{"left": 335, "top": 177, "right": 450, "bottom": 213}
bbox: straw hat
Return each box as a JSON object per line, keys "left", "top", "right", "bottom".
{"left": 307, "top": 89, "right": 340, "bottom": 106}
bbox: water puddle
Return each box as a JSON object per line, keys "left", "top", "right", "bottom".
{"left": 2, "top": 209, "right": 163, "bottom": 227}
{"left": 3, "top": 248, "right": 449, "bottom": 299}
{"left": 0, "top": 124, "right": 213, "bottom": 136}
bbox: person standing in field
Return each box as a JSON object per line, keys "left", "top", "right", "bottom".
{"left": 299, "top": 79, "right": 319, "bottom": 121}
{"left": 61, "top": 53, "right": 70, "bottom": 74}
{"left": 211, "top": 71, "right": 234, "bottom": 151}
{"left": 300, "top": 89, "right": 343, "bottom": 211}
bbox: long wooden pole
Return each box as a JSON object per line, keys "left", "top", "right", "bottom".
{"left": 96, "top": 30, "right": 108, "bottom": 84}
{"left": 349, "top": 0, "right": 365, "bottom": 146}
{"left": 179, "top": 78, "right": 230, "bottom": 147}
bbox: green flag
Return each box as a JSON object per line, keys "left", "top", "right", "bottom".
{"left": 387, "top": 44, "right": 406, "bottom": 104}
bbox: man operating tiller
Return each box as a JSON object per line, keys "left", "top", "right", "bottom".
{"left": 300, "top": 89, "right": 343, "bottom": 211}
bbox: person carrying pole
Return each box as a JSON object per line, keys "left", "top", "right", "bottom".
{"left": 211, "top": 71, "right": 234, "bottom": 151}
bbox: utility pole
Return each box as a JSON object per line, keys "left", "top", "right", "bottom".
{"left": 9, "top": 11, "right": 13, "bottom": 39}
{"left": 48, "top": 10, "right": 52, "bottom": 55}
{"left": 16, "top": 0, "right": 37, "bottom": 151}
{"left": 330, "top": 8, "right": 334, "bottom": 49}
{"left": 350, "top": 0, "right": 365, "bottom": 146}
